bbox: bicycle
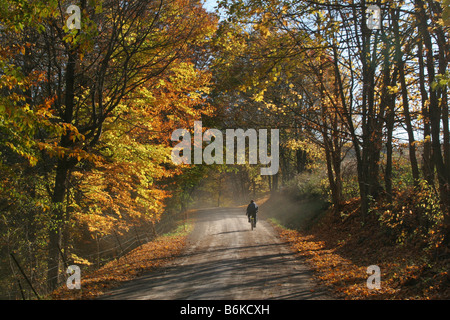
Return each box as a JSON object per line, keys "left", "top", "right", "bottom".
{"left": 249, "top": 215, "right": 256, "bottom": 230}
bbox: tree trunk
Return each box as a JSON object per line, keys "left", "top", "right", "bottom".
{"left": 47, "top": 43, "right": 78, "bottom": 289}
{"left": 384, "top": 61, "right": 398, "bottom": 203}
{"left": 393, "top": 9, "right": 420, "bottom": 185}
{"left": 417, "top": 38, "right": 434, "bottom": 185}
{"left": 272, "top": 174, "right": 278, "bottom": 193}
{"left": 360, "top": 0, "right": 383, "bottom": 213}
{"left": 47, "top": 158, "right": 70, "bottom": 289}
{"left": 415, "top": 0, "right": 450, "bottom": 245}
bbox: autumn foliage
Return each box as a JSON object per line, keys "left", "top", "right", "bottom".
{"left": 0, "top": 0, "right": 217, "bottom": 298}
{"left": 265, "top": 192, "right": 450, "bottom": 300}
{"left": 2, "top": 0, "right": 450, "bottom": 301}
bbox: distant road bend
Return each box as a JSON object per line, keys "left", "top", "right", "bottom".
{"left": 99, "top": 207, "right": 332, "bottom": 300}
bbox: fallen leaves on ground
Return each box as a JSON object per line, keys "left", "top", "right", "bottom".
{"left": 269, "top": 200, "right": 450, "bottom": 300}
{"left": 50, "top": 223, "right": 193, "bottom": 300}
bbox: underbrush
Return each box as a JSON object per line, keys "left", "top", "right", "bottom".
{"left": 376, "top": 179, "right": 445, "bottom": 251}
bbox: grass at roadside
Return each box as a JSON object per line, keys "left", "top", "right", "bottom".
{"left": 49, "top": 221, "right": 194, "bottom": 300}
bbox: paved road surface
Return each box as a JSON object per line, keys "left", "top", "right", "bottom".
{"left": 99, "top": 207, "right": 332, "bottom": 300}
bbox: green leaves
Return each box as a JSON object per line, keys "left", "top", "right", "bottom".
{"left": 443, "top": 0, "right": 450, "bottom": 26}
{"left": 431, "top": 72, "right": 450, "bottom": 90}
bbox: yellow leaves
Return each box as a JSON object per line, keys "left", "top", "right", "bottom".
{"left": 253, "top": 22, "right": 271, "bottom": 38}
{"left": 286, "top": 138, "right": 324, "bottom": 170}
{"left": 263, "top": 11, "right": 272, "bottom": 21}
{"left": 70, "top": 146, "right": 171, "bottom": 239}
{"left": 70, "top": 253, "right": 93, "bottom": 266}
{"left": 4, "top": 141, "right": 39, "bottom": 166}
{"left": 387, "top": 85, "right": 399, "bottom": 94}
{"left": 252, "top": 89, "right": 267, "bottom": 102}
{"left": 77, "top": 209, "right": 117, "bottom": 236}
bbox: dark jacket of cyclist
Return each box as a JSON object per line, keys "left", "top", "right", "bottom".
{"left": 246, "top": 200, "right": 258, "bottom": 223}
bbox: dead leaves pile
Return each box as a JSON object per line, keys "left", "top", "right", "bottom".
{"left": 50, "top": 224, "right": 193, "bottom": 300}
{"left": 273, "top": 226, "right": 395, "bottom": 299}
{"left": 271, "top": 209, "right": 450, "bottom": 300}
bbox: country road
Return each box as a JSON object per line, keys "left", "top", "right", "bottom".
{"left": 99, "top": 207, "right": 332, "bottom": 300}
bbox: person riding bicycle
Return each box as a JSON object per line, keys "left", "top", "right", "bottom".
{"left": 246, "top": 200, "right": 258, "bottom": 227}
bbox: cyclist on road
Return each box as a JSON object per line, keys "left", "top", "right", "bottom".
{"left": 246, "top": 200, "right": 258, "bottom": 227}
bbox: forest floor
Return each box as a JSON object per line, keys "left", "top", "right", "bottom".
{"left": 261, "top": 193, "right": 450, "bottom": 300}
{"left": 50, "top": 221, "right": 195, "bottom": 300}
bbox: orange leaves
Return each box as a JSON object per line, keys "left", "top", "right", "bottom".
{"left": 37, "top": 141, "right": 100, "bottom": 163}
{"left": 273, "top": 222, "right": 400, "bottom": 299}
{"left": 270, "top": 205, "right": 450, "bottom": 300}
